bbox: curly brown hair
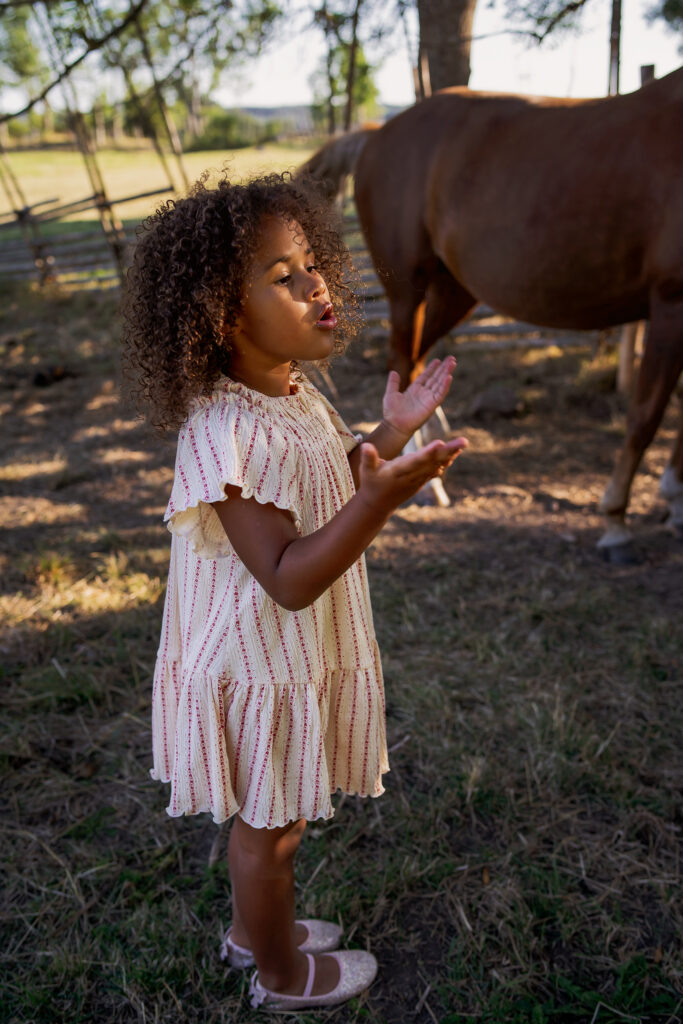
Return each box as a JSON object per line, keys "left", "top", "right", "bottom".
{"left": 121, "top": 171, "right": 360, "bottom": 432}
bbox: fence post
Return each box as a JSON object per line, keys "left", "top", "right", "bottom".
{"left": 0, "top": 143, "right": 55, "bottom": 284}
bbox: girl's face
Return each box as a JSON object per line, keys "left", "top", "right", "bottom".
{"left": 229, "top": 216, "right": 338, "bottom": 395}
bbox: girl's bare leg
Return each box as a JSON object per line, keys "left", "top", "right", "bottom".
{"left": 228, "top": 816, "right": 340, "bottom": 995}
{"left": 229, "top": 819, "right": 306, "bottom": 950}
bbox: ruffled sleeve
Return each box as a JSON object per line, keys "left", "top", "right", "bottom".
{"left": 304, "top": 378, "right": 362, "bottom": 453}
{"left": 165, "top": 392, "right": 302, "bottom": 558}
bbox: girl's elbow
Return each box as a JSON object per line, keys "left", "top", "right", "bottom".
{"left": 275, "top": 591, "right": 315, "bottom": 613}
{"left": 269, "top": 556, "right": 324, "bottom": 610}
{"left": 271, "top": 581, "right": 321, "bottom": 612}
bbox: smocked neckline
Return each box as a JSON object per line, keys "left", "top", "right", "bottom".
{"left": 219, "top": 376, "right": 306, "bottom": 403}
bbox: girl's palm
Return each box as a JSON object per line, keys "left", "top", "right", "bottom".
{"left": 358, "top": 435, "right": 467, "bottom": 512}
{"left": 382, "top": 358, "right": 456, "bottom": 436}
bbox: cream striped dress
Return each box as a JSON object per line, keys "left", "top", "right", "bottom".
{"left": 150, "top": 375, "right": 389, "bottom": 828}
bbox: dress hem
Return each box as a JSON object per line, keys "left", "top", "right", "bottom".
{"left": 150, "top": 767, "right": 389, "bottom": 828}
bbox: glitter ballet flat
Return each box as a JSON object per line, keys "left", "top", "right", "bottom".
{"left": 249, "top": 950, "right": 378, "bottom": 1010}
{"left": 220, "top": 919, "right": 343, "bottom": 969}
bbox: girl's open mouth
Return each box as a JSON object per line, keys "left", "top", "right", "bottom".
{"left": 315, "top": 304, "right": 338, "bottom": 329}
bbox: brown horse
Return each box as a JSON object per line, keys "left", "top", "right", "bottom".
{"left": 299, "top": 70, "right": 683, "bottom": 558}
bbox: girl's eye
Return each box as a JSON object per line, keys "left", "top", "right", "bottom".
{"left": 277, "top": 274, "right": 291, "bottom": 285}
{"left": 307, "top": 265, "right": 318, "bottom": 275}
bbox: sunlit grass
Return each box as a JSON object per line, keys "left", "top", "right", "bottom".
{"left": 1, "top": 143, "right": 315, "bottom": 226}
{"left": 0, "top": 456, "right": 68, "bottom": 481}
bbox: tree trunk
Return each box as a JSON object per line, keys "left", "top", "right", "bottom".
{"left": 326, "top": 46, "right": 337, "bottom": 135}
{"left": 417, "top": 0, "right": 477, "bottom": 90}
{"left": 190, "top": 74, "right": 203, "bottom": 138}
{"left": 343, "top": 0, "right": 362, "bottom": 131}
{"left": 111, "top": 103, "right": 123, "bottom": 143}
{"left": 94, "top": 104, "right": 107, "bottom": 149}
{"left": 607, "top": 0, "right": 621, "bottom": 94}
{"left": 42, "top": 99, "right": 54, "bottom": 138}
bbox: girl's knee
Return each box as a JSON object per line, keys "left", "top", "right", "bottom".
{"left": 232, "top": 816, "right": 306, "bottom": 866}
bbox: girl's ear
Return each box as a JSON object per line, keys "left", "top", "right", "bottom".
{"left": 230, "top": 317, "right": 244, "bottom": 348}
{"left": 216, "top": 322, "right": 236, "bottom": 371}
{"left": 216, "top": 327, "right": 234, "bottom": 374}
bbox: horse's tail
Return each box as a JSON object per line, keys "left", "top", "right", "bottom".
{"left": 296, "top": 125, "right": 380, "bottom": 200}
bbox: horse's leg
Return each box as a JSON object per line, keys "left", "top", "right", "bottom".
{"left": 384, "top": 264, "right": 476, "bottom": 386}
{"left": 658, "top": 379, "right": 683, "bottom": 538}
{"left": 599, "top": 300, "right": 683, "bottom": 560}
{"left": 396, "top": 271, "right": 476, "bottom": 507}
{"left": 384, "top": 289, "right": 426, "bottom": 389}
{"left": 415, "top": 271, "right": 476, "bottom": 445}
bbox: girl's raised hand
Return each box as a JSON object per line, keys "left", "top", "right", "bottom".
{"left": 358, "top": 435, "right": 468, "bottom": 514}
{"left": 382, "top": 358, "right": 456, "bottom": 438}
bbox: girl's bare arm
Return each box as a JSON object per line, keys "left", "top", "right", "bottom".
{"left": 212, "top": 438, "right": 466, "bottom": 611}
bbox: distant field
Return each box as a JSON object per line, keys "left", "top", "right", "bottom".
{"left": 1, "top": 143, "right": 316, "bottom": 227}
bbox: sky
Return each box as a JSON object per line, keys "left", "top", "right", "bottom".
{"left": 215, "top": 0, "right": 682, "bottom": 108}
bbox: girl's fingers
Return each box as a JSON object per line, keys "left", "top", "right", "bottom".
{"left": 388, "top": 438, "right": 466, "bottom": 477}
{"left": 415, "top": 357, "right": 456, "bottom": 399}
{"left": 360, "top": 442, "right": 380, "bottom": 472}
{"left": 439, "top": 357, "right": 456, "bottom": 385}
{"left": 408, "top": 359, "right": 438, "bottom": 392}
{"left": 432, "top": 438, "right": 468, "bottom": 474}
{"left": 447, "top": 436, "right": 468, "bottom": 452}
{"left": 433, "top": 358, "right": 456, "bottom": 395}
{"left": 384, "top": 370, "right": 400, "bottom": 398}
{"left": 416, "top": 360, "right": 441, "bottom": 391}
{"left": 422, "top": 437, "right": 466, "bottom": 457}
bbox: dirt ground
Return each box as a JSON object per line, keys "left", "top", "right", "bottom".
{"left": 4, "top": 295, "right": 681, "bottom": 575}
{"left": 1, "top": 284, "right": 681, "bottom": 1023}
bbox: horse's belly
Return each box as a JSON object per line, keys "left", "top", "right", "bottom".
{"left": 438, "top": 227, "right": 650, "bottom": 330}
{"left": 463, "top": 275, "right": 649, "bottom": 330}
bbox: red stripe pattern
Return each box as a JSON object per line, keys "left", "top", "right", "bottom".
{"left": 150, "top": 376, "right": 388, "bottom": 827}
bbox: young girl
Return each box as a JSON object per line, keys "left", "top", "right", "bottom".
{"left": 122, "top": 172, "right": 467, "bottom": 1011}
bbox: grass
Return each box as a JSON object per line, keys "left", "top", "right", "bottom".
{"left": 0, "top": 280, "right": 681, "bottom": 1023}
{"left": 1, "top": 143, "right": 315, "bottom": 227}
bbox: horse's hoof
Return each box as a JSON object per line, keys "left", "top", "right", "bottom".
{"left": 599, "top": 542, "right": 641, "bottom": 566}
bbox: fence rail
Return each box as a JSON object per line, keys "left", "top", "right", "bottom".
{"left": 0, "top": 185, "right": 173, "bottom": 287}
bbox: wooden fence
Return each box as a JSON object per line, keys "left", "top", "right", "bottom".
{"left": 0, "top": 186, "right": 172, "bottom": 288}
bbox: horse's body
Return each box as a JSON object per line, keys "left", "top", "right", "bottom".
{"left": 300, "top": 71, "right": 683, "bottom": 552}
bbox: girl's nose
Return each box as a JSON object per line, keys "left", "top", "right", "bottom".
{"left": 305, "top": 272, "right": 324, "bottom": 301}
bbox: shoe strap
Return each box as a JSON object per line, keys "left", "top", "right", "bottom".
{"left": 224, "top": 928, "right": 251, "bottom": 956}
{"left": 302, "top": 953, "right": 316, "bottom": 998}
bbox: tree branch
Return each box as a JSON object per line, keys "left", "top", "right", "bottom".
{"left": 0, "top": 0, "right": 150, "bottom": 125}
{"left": 0, "top": 1, "right": 63, "bottom": 7}
{"left": 133, "top": 11, "right": 225, "bottom": 96}
{"left": 502, "top": 0, "right": 594, "bottom": 44}
{"left": 535, "top": 0, "right": 591, "bottom": 42}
